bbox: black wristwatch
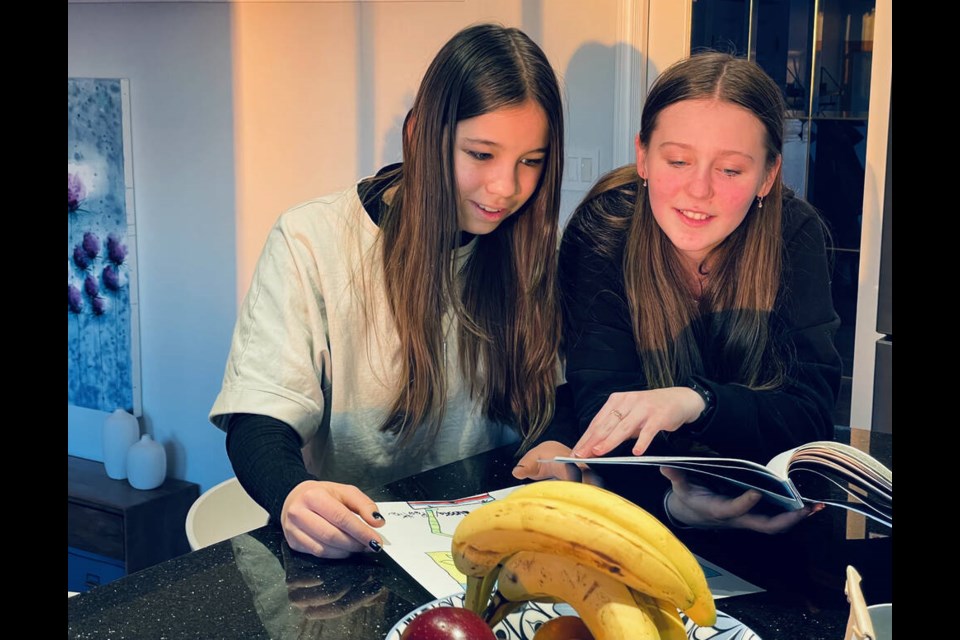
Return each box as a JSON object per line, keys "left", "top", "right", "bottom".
{"left": 686, "top": 379, "right": 715, "bottom": 423}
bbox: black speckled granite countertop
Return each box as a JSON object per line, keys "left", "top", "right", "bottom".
{"left": 67, "top": 427, "right": 891, "bottom": 639}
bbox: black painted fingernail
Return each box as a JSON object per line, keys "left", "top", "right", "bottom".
{"left": 372, "top": 511, "right": 384, "bottom": 521}
{"left": 369, "top": 539, "right": 382, "bottom": 552}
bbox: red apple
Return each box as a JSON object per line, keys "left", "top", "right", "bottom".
{"left": 400, "top": 606, "right": 496, "bottom": 640}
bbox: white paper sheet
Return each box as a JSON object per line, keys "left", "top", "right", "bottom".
{"left": 377, "top": 484, "right": 762, "bottom": 600}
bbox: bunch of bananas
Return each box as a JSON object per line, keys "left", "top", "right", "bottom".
{"left": 451, "top": 481, "right": 715, "bottom": 639}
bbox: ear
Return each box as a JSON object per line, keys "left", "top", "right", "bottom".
{"left": 404, "top": 110, "right": 416, "bottom": 141}
{"left": 634, "top": 133, "right": 647, "bottom": 180}
{"left": 758, "top": 154, "right": 783, "bottom": 198}
{"left": 401, "top": 110, "right": 417, "bottom": 151}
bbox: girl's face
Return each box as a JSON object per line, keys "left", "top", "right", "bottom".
{"left": 454, "top": 100, "right": 549, "bottom": 235}
{"left": 636, "top": 98, "right": 781, "bottom": 267}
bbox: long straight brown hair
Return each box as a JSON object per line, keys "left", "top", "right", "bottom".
{"left": 373, "top": 24, "right": 563, "bottom": 447}
{"left": 569, "top": 52, "right": 787, "bottom": 390}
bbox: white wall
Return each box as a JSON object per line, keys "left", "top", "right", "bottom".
{"left": 67, "top": 0, "right": 635, "bottom": 493}
{"left": 849, "top": 0, "right": 891, "bottom": 430}
{"left": 68, "top": 2, "right": 238, "bottom": 492}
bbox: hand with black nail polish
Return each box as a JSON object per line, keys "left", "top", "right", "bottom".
{"left": 281, "top": 479, "right": 387, "bottom": 559}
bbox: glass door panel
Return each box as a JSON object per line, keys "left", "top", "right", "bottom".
{"left": 690, "top": 0, "right": 875, "bottom": 427}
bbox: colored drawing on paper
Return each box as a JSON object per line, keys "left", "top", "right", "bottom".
{"left": 378, "top": 488, "right": 518, "bottom": 598}
{"left": 426, "top": 550, "right": 465, "bottom": 587}
{"left": 407, "top": 493, "right": 496, "bottom": 538}
{"left": 378, "top": 485, "right": 764, "bottom": 601}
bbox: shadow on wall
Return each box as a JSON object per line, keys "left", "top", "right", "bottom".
{"left": 378, "top": 96, "right": 410, "bottom": 171}
{"left": 559, "top": 39, "right": 645, "bottom": 229}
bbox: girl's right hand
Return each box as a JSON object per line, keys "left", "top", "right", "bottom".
{"left": 280, "top": 480, "right": 386, "bottom": 558}
{"left": 572, "top": 387, "right": 705, "bottom": 458}
{"left": 512, "top": 441, "right": 605, "bottom": 487}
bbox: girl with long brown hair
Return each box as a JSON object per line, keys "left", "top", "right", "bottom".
{"left": 515, "top": 51, "right": 841, "bottom": 534}
{"left": 211, "top": 23, "right": 564, "bottom": 558}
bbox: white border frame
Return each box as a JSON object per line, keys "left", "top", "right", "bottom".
{"left": 119, "top": 79, "right": 144, "bottom": 417}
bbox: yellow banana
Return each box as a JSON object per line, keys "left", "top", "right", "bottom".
{"left": 497, "top": 550, "right": 660, "bottom": 640}
{"left": 631, "top": 591, "right": 687, "bottom": 640}
{"left": 452, "top": 495, "right": 694, "bottom": 614}
{"left": 506, "top": 480, "right": 716, "bottom": 627}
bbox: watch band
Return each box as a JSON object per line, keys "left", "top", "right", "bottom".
{"left": 686, "top": 379, "right": 715, "bottom": 422}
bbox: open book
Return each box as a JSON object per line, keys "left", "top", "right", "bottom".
{"left": 553, "top": 441, "right": 891, "bottom": 528}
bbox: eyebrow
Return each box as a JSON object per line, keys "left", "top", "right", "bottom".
{"left": 463, "top": 138, "right": 549, "bottom": 154}
{"left": 659, "top": 142, "right": 755, "bottom": 162}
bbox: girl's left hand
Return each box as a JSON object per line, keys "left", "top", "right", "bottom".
{"left": 661, "top": 467, "right": 822, "bottom": 534}
{"left": 571, "top": 387, "right": 705, "bottom": 458}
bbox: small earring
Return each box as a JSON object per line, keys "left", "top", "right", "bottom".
{"left": 642, "top": 179, "right": 648, "bottom": 188}
{"left": 756, "top": 195, "right": 763, "bottom": 209}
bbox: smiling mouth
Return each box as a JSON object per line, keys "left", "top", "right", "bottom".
{"left": 679, "top": 209, "right": 710, "bottom": 221}
{"left": 475, "top": 202, "right": 506, "bottom": 214}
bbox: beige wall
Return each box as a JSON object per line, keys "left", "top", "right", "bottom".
{"left": 230, "top": 1, "right": 626, "bottom": 300}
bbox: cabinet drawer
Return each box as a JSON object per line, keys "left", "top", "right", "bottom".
{"left": 68, "top": 502, "right": 124, "bottom": 559}
{"left": 68, "top": 456, "right": 200, "bottom": 576}
{"left": 68, "top": 547, "right": 125, "bottom": 593}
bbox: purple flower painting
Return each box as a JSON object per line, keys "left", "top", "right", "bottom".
{"left": 68, "top": 78, "right": 140, "bottom": 415}
{"left": 68, "top": 172, "right": 87, "bottom": 213}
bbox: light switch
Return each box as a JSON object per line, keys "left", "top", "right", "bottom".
{"left": 563, "top": 147, "right": 600, "bottom": 192}
{"left": 580, "top": 157, "right": 594, "bottom": 182}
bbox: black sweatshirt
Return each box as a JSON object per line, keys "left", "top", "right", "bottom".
{"left": 553, "top": 182, "right": 842, "bottom": 511}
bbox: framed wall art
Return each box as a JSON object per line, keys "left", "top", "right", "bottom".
{"left": 68, "top": 78, "right": 143, "bottom": 416}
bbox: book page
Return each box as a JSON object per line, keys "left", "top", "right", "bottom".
{"left": 548, "top": 442, "right": 892, "bottom": 528}
{"left": 376, "top": 484, "right": 762, "bottom": 600}
{"left": 791, "top": 441, "right": 892, "bottom": 484}
{"left": 790, "top": 459, "right": 891, "bottom": 502}
{"left": 792, "top": 447, "right": 891, "bottom": 489}
{"left": 553, "top": 455, "right": 805, "bottom": 510}
{"left": 765, "top": 447, "right": 799, "bottom": 479}
{"left": 788, "top": 467, "right": 892, "bottom": 527}
{"left": 772, "top": 441, "right": 892, "bottom": 528}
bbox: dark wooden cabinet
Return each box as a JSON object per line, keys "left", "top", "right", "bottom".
{"left": 67, "top": 455, "right": 200, "bottom": 592}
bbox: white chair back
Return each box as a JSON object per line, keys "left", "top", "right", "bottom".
{"left": 184, "top": 477, "right": 270, "bottom": 551}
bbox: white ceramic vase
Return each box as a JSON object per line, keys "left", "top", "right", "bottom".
{"left": 102, "top": 409, "right": 140, "bottom": 480}
{"left": 127, "top": 434, "right": 167, "bottom": 490}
